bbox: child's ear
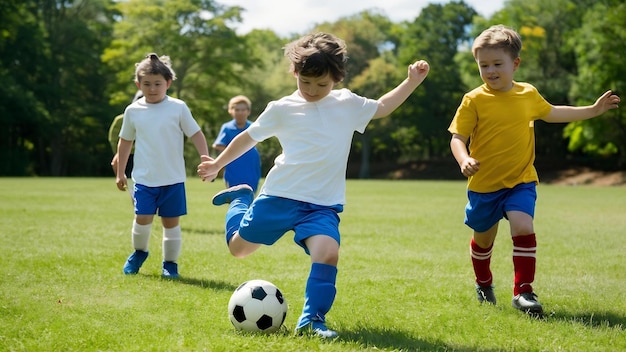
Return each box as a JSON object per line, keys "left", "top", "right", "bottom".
{"left": 166, "top": 79, "right": 173, "bottom": 88}
{"left": 513, "top": 57, "right": 521, "bottom": 70}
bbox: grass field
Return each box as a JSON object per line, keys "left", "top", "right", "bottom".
{"left": 1, "top": 178, "right": 624, "bottom": 351}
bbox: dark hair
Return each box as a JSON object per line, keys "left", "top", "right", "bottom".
{"left": 134, "top": 53, "right": 177, "bottom": 82}
{"left": 284, "top": 32, "right": 348, "bottom": 83}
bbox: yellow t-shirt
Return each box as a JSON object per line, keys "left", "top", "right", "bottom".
{"left": 448, "top": 82, "right": 553, "bottom": 193}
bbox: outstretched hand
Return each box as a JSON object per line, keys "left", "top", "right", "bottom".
{"left": 595, "top": 90, "right": 620, "bottom": 114}
{"left": 408, "top": 60, "right": 430, "bottom": 85}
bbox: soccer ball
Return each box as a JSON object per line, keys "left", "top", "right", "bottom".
{"left": 228, "top": 279, "right": 288, "bottom": 333}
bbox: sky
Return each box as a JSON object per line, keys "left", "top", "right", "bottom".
{"left": 217, "top": 0, "right": 505, "bottom": 36}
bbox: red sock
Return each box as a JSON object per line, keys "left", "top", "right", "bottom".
{"left": 512, "top": 233, "right": 537, "bottom": 295}
{"left": 470, "top": 238, "right": 493, "bottom": 287}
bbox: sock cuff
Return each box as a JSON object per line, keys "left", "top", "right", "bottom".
{"left": 133, "top": 221, "right": 152, "bottom": 231}
{"left": 513, "top": 233, "right": 536, "bottom": 247}
{"left": 310, "top": 263, "right": 338, "bottom": 283}
{"left": 470, "top": 238, "right": 493, "bottom": 253}
{"left": 163, "top": 225, "right": 182, "bottom": 239}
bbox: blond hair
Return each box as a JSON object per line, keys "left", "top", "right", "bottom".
{"left": 228, "top": 95, "right": 251, "bottom": 110}
{"left": 472, "top": 25, "right": 522, "bottom": 60}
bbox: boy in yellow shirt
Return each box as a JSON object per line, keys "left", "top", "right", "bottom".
{"left": 448, "top": 24, "right": 620, "bottom": 315}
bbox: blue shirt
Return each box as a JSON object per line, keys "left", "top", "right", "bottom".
{"left": 214, "top": 120, "right": 261, "bottom": 191}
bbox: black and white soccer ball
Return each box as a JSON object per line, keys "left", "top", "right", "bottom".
{"left": 228, "top": 279, "right": 288, "bottom": 333}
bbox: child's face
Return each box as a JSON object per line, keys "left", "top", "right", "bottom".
{"left": 475, "top": 48, "right": 520, "bottom": 92}
{"left": 296, "top": 73, "right": 334, "bottom": 102}
{"left": 229, "top": 102, "right": 250, "bottom": 125}
{"left": 136, "top": 74, "right": 171, "bottom": 104}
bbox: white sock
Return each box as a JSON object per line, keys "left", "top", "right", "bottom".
{"left": 132, "top": 221, "right": 151, "bottom": 252}
{"left": 162, "top": 225, "right": 182, "bottom": 262}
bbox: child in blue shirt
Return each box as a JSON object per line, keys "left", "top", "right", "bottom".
{"left": 212, "top": 95, "right": 261, "bottom": 192}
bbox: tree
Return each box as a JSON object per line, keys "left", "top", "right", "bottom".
{"left": 0, "top": 0, "right": 47, "bottom": 175}
{"left": 396, "top": 1, "right": 477, "bottom": 160}
{"left": 565, "top": 1, "right": 626, "bottom": 166}
{"left": 1, "top": 0, "right": 118, "bottom": 176}
{"left": 103, "top": 0, "right": 261, "bottom": 173}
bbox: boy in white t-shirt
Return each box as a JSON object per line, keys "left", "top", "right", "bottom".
{"left": 197, "top": 32, "right": 429, "bottom": 338}
{"left": 116, "top": 53, "right": 209, "bottom": 279}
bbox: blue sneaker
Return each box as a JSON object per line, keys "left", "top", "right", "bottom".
{"left": 162, "top": 261, "right": 179, "bottom": 279}
{"left": 212, "top": 184, "right": 253, "bottom": 206}
{"left": 123, "top": 250, "right": 148, "bottom": 275}
{"left": 295, "top": 321, "right": 338, "bottom": 339}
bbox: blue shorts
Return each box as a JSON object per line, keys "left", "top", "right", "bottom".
{"left": 238, "top": 195, "right": 343, "bottom": 254}
{"left": 465, "top": 182, "right": 536, "bottom": 232}
{"left": 134, "top": 182, "right": 187, "bottom": 217}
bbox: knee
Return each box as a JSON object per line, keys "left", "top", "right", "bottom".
{"left": 510, "top": 224, "right": 534, "bottom": 237}
{"left": 473, "top": 237, "right": 493, "bottom": 248}
{"left": 229, "top": 246, "right": 248, "bottom": 259}
{"left": 312, "top": 250, "right": 339, "bottom": 266}
{"left": 228, "top": 235, "right": 258, "bottom": 258}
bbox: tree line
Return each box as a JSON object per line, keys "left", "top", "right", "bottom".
{"left": 1, "top": 0, "right": 624, "bottom": 177}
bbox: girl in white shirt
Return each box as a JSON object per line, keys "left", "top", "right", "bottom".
{"left": 116, "top": 53, "right": 209, "bottom": 279}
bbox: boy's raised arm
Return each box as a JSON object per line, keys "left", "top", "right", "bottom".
{"left": 373, "top": 60, "right": 430, "bottom": 119}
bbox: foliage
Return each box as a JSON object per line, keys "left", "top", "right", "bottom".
{"left": 1, "top": 0, "right": 624, "bottom": 176}
{"left": 564, "top": 1, "right": 626, "bottom": 166}
{"left": 1, "top": 0, "right": 118, "bottom": 176}
{"left": 396, "top": 1, "right": 477, "bottom": 160}
{"left": 0, "top": 1, "right": 45, "bottom": 175}
{"left": 103, "top": 0, "right": 258, "bottom": 132}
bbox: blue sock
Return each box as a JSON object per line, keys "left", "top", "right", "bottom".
{"left": 296, "top": 262, "right": 338, "bottom": 329}
{"left": 224, "top": 194, "right": 253, "bottom": 244}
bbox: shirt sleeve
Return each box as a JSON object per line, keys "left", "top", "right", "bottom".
{"left": 179, "top": 102, "right": 201, "bottom": 137}
{"left": 448, "top": 94, "right": 477, "bottom": 138}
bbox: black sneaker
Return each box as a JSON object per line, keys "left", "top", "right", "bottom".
{"left": 476, "top": 284, "right": 497, "bottom": 304}
{"left": 512, "top": 292, "right": 543, "bottom": 315}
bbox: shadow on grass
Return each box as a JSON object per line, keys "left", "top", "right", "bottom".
{"left": 548, "top": 310, "right": 625, "bottom": 330}
{"left": 151, "top": 274, "right": 238, "bottom": 292}
{"left": 336, "top": 327, "right": 501, "bottom": 352}
{"left": 181, "top": 226, "right": 222, "bottom": 236}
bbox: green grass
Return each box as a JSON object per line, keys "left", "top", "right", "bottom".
{"left": 1, "top": 178, "right": 624, "bottom": 351}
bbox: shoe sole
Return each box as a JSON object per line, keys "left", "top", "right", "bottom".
{"left": 212, "top": 185, "right": 253, "bottom": 206}
{"left": 512, "top": 300, "right": 544, "bottom": 317}
{"left": 514, "top": 305, "right": 544, "bottom": 317}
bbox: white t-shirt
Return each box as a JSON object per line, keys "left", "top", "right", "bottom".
{"left": 247, "top": 88, "right": 378, "bottom": 206}
{"left": 120, "top": 96, "right": 201, "bottom": 187}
